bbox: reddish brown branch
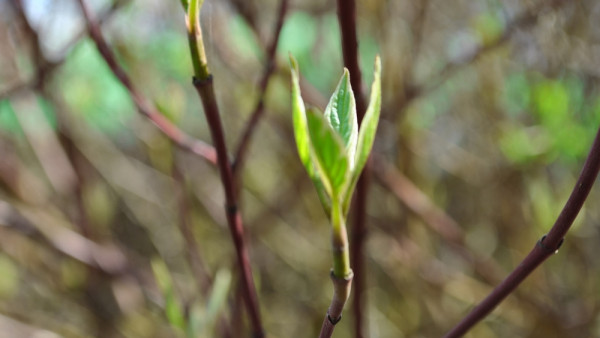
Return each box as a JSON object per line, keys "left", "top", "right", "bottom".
{"left": 74, "top": 0, "right": 217, "bottom": 165}
{"left": 373, "top": 155, "right": 463, "bottom": 242}
{"left": 372, "top": 155, "right": 508, "bottom": 284}
{"left": 193, "top": 77, "right": 264, "bottom": 338}
{"left": 232, "top": 0, "right": 289, "bottom": 174}
{"left": 335, "top": 1, "right": 369, "bottom": 337}
{"left": 336, "top": 0, "right": 366, "bottom": 120}
{"left": 1, "top": 0, "right": 127, "bottom": 100}
{"left": 444, "top": 125, "right": 600, "bottom": 337}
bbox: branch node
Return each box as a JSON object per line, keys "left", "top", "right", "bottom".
{"left": 225, "top": 203, "right": 238, "bottom": 216}
{"left": 537, "top": 235, "right": 564, "bottom": 254}
{"left": 330, "top": 268, "right": 354, "bottom": 282}
{"left": 327, "top": 312, "right": 342, "bottom": 325}
{"left": 251, "top": 331, "right": 265, "bottom": 338}
{"left": 192, "top": 75, "right": 213, "bottom": 87}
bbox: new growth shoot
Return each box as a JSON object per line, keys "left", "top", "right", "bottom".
{"left": 289, "top": 55, "right": 382, "bottom": 336}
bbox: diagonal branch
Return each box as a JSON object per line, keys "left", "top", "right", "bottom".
{"left": 444, "top": 125, "right": 600, "bottom": 337}
{"left": 193, "top": 76, "right": 264, "bottom": 337}
{"left": 232, "top": 0, "right": 289, "bottom": 174}
{"left": 1, "top": 0, "right": 127, "bottom": 100}
{"left": 74, "top": 0, "right": 217, "bottom": 165}
{"left": 386, "top": 0, "right": 570, "bottom": 123}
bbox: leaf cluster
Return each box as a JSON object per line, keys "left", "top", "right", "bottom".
{"left": 290, "top": 55, "right": 382, "bottom": 219}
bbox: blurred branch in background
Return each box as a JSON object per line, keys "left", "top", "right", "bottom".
{"left": 0, "top": 0, "right": 127, "bottom": 100}
{"left": 232, "top": 0, "right": 288, "bottom": 175}
{"left": 387, "top": 0, "right": 572, "bottom": 122}
{"left": 334, "top": 1, "right": 371, "bottom": 337}
{"left": 186, "top": 0, "right": 264, "bottom": 335}
{"left": 75, "top": 0, "right": 217, "bottom": 165}
{"left": 1, "top": 0, "right": 600, "bottom": 336}
{"left": 445, "top": 125, "right": 600, "bottom": 337}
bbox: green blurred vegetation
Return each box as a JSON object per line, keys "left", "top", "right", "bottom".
{"left": 1, "top": 0, "right": 600, "bottom": 337}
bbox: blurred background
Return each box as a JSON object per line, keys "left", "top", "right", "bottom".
{"left": 1, "top": 0, "right": 600, "bottom": 337}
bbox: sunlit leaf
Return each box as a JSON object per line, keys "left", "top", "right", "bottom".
{"left": 343, "top": 56, "right": 382, "bottom": 214}
{"left": 306, "top": 108, "right": 349, "bottom": 197}
{"left": 290, "top": 56, "right": 315, "bottom": 178}
{"left": 324, "top": 69, "right": 358, "bottom": 166}
{"left": 290, "top": 55, "right": 331, "bottom": 214}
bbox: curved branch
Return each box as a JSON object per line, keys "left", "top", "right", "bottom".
{"left": 232, "top": 0, "right": 289, "bottom": 174}
{"left": 444, "top": 125, "right": 600, "bottom": 337}
{"left": 75, "top": 0, "right": 217, "bottom": 165}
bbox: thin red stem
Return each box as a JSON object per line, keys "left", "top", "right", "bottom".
{"left": 75, "top": 0, "right": 217, "bottom": 165}
{"left": 444, "top": 126, "right": 600, "bottom": 337}
{"left": 193, "top": 78, "right": 264, "bottom": 338}
{"left": 232, "top": 0, "right": 289, "bottom": 174}
{"left": 76, "top": 0, "right": 263, "bottom": 335}
{"left": 336, "top": 1, "right": 369, "bottom": 337}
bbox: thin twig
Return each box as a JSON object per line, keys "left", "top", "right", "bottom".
{"left": 372, "top": 154, "right": 508, "bottom": 284}
{"left": 74, "top": 0, "right": 217, "bottom": 165}
{"left": 232, "top": 0, "right": 289, "bottom": 174}
{"left": 444, "top": 125, "right": 600, "bottom": 337}
{"left": 373, "top": 155, "right": 463, "bottom": 242}
{"left": 186, "top": 0, "right": 264, "bottom": 334}
{"left": 0, "top": 200, "right": 128, "bottom": 276}
{"left": 414, "top": 4, "right": 540, "bottom": 99}
{"left": 334, "top": 1, "right": 370, "bottom": 337}
{"left": 0, "top": 0, "right": 127, "bottom": 100}
{"left": 386, "top": 0, "right": 569, "bottom": 123}
{"left": 193, "top": 76, "right": 264, "bottom": 338}
{"left": 406, "top": 0, "right": 430, "bottom": 85}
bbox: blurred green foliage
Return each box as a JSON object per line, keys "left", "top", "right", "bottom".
{"left": 1, "top": 1, "right": 600, "bottom": 337}
{"left": 60, "top": 40, "right": 135, "bottom": 133}
{"left": 501, "top": 72, "right": 600, "bottom": 164}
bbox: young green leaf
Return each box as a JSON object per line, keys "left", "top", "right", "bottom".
{"left": 306, "top": 108, "right": 350, "bottom": 197}
{"left": 289, "top": 55, "right": 332, "bottom": 214}
{"left": 290, "top": 56, "right": 316, "bottom": 181}
{"left": 324, "top": 69, "right": 358, "bottom": 166}
{"left": 343, "top": 56, "right": 382, "bottom": 215}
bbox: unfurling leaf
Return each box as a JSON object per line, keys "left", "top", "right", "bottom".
{"left": 290, "top": 55, "right": 331, "bottom": 214}
{"left": 324, "top": 69, "right": 358, "bottom": 167}
{"left": 343, "top": 56, "right": 382, "bottom": 215}
{"left": 289, "top": 54, "right": 381, "bottom": 217}
{"left": 306, "top": 108, "right": 350, "bottom": 197}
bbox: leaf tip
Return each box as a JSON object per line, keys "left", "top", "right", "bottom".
{"left": 289, "top": 53, "right": 299, "bottom": 72}
{"left": 343, "top": 67, "right": 350, "bottom": 80}
{"left": 374, "top": 55, "right": 381, "bottom": 77}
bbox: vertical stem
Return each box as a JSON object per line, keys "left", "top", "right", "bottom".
{"left": 186, "top": 0, "right": 209, "bottom": 80}
{"left": 319, "top": 199, "right": 353, "bottom": 338}
{"left": 349, "top": 173, "right": 368, "bottom": 335}
{"left": 232, "top": 0, "right": 289, "bottom": 174}
{"left": 194, "top": 78, "right": 264, "bottom": 338}
{"left": 336, "top": 1, "right": 368, "bottom": 337}
{"left": 331, "top": 199, "right": 351, "bottom": 278}
{"left": 336, "top": 0, "right": 366, "bottom": 118}
{"left": 187, "top": 1, "right": 263, "bottom": 336}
